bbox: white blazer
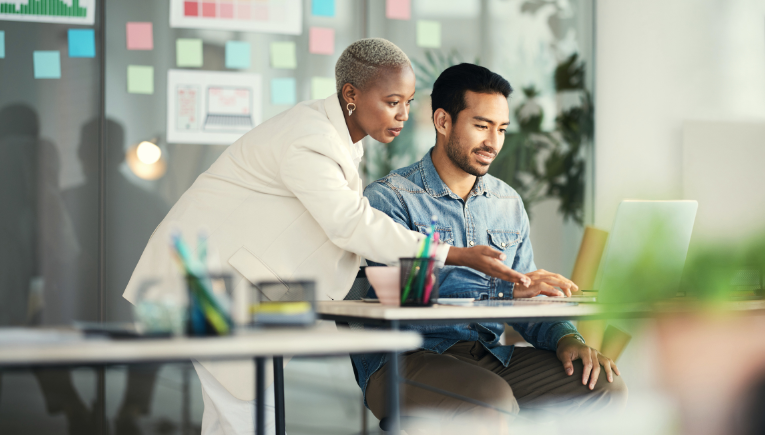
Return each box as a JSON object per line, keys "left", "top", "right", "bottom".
{"left": 123, "top": 94, "right": 436, "bottom": 400}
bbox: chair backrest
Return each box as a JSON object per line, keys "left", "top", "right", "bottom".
{"left": 341, "top": 267, "right": 369, "bottom": 331}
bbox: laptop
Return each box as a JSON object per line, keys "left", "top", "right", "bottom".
{"left": 515, "top": 200, "right": 698, "bottom": 304}
{"left": 203, "top": 86, "right": 254, "bottom": 132}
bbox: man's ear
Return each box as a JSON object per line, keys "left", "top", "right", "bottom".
{"left": 341, "top": 83, "right": 358, "bottom": 105}
{"left": 433, "top": 108, "right": 451, "bottom": 137}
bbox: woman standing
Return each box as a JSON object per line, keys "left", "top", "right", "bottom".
{"left": 124, "top": 38, "right": 528, "bottom": 434}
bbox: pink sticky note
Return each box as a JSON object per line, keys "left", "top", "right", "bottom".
{"left": 386, "top": 0, "right": 411, "bottom": 20}
{"left": 126, "top": 22, "right": 153, "bottom": 50}
{"left": 309, "top": 27, "right": 334, "bottom": 55}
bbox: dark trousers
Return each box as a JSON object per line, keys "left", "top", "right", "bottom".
{"left": 366, "top": 341, "right": 627, "bottom": 434}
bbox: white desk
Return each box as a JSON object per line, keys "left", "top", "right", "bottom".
{"left": 0, "top": 327, "right": 421, "bottom": 366}
{"left": 318, "top": 300, "right": 608, "bottom": 323}
{"left": 0, "top": 327, "right": 422, "bottom": 435}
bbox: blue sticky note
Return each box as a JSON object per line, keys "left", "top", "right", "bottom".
{"left": 68, "top": 29, "right": 95, "bottom": 58}
{"left": 225, "top": 41, "right": 251, "bottom": 69}
{"left": 34, "top": 51, "right": 61, "bottom": 79}
{"left": 0, "top": 31, "right": 5, "bottom": 59}
{"left": 312, "top": 0, "right": 335, "bottom": 17}
{"left": 271, "top": 78, "right": 296, "bottom": 105}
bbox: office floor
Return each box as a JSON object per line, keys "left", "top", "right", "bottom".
{"left": 0, "top": 356, "right": 376, "bottom": 435}
{"left": 0, "top": 323, "right": 677, "bottom": 435}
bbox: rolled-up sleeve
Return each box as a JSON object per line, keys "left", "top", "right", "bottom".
{"left": 279, "top": 138, "right": 425, "bottom": 265}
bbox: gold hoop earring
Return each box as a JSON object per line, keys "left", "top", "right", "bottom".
{"left": 347, "top": 103, "right": 356, "bottom": 116}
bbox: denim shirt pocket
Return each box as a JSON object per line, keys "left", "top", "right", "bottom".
{"left": 415, "top": 223, "right": 454, "bottom": 246}
{"left": 487, "top": 229, "right": 521, "bottom": 253}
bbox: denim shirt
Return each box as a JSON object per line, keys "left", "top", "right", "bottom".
{"left": 350, "top": 148, "right": 583, "bottom": 404}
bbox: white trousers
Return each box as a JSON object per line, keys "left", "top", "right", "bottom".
{"left": 193, "top": 360, "right": 278, "bottom": 435}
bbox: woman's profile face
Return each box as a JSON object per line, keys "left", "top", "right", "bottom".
{"left": 345, "top": 66, "right": 416, "bottom": 144}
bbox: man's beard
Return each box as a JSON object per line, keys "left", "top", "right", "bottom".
{"left": 444, "top": 133, "right": 493, "bottom": 177}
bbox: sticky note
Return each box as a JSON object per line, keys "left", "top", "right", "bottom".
{"left": 126, "top": 22, "right": 153, "bottom": 50}
{"left": 0, "top": 31, "right": 5, "bottom": 59}
{"left": 68, "top": 29, "right": 95, "bottom": 58}
{"left": 270, "top": 41, "right": 296, "bottom": 69}
{"left": 311, "top": 77, "right": 336, "bottom": 100}
{"left": 386, "top": 0, "right": 411, "bottom": 20}
{"left": 225, "top": 41, "right": 251, "bottom": 69}
{"left": 417, "top": 20, "right": 441, "bottom": 48}
{"left": 127, "top": 65, "right": 154, "bottom": 94}
{"left": 33, "top": 51, "right": 61, "bottom": 79}
{"left": 309, "top": 27, "right": 334, "bottom": 55}
{"left": 271, "top": 78, "right": 297, "bottom": 105}
{"left": 311, "top": 0, "right": 335, "bottom": 17}
{"left": 177, "top": 38, "right": 203, "bottom": 67}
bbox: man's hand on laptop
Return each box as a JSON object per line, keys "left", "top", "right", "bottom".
{"left": 446, "top": 246, "right": 531, "bottom": 287}
{"left": 557, "top": 335, "right": 620, "bottom": 390}
{"left": 513, "top": 269, "right": 578, "bottom": 298}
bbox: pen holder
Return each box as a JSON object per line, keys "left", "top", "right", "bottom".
{"left": 399, "top": 257, "right": 440, "bottom": 306}
{"left": 185, "top": 273, "right": 234, "bottom": 337}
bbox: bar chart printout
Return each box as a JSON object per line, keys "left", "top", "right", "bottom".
{"left": 0, "top": 0, "right": 95, "bottom": 25}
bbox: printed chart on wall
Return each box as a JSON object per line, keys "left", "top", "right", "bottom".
{"left": 169, "top": 0, "right": 301, "bottom": 34}
{"left": 167, "top": 70, "right": 262, "bottom": 145}
{"left": 0, "top": 0, "right": 95, "bottom": 24}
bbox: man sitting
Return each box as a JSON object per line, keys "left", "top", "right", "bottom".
{"left": 352, "top": 63, "right": 626, "bottom": 430}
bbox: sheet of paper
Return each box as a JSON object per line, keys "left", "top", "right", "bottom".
{"left": 311, "top": 0, "right": 335, "bottom": 17}
{"left": 386, "top": 0, "right": 411, "bottom": 20}
{"left": 270, "top": 41, "right": 296, "bottom": 69}
{"left": 417, "top": 20, "right": 441, "bottom": 48}
{"left": 309, "top": 27, "right": 334, "bottom": 55}
{"left": 0, "top": 0, "right": 95, "bottom": 25}
{"left": 167, "top": 69, "right": 262, "bottom": 145}
{"left": 271, "top": 77, "right": 296, "bottom": 105}
{"left": 127, "top": 65, "right": 154, "bottom": 94}
{"left": 33, "top": 51, "right": 61, "bottom": 79}
{"left": 177, "top": 38, "right": 203, "bottom": 67}
{"left": 311, "top": 76, "right": 335, "bottom": 100}
{"left": 176, "top": 84, "right": 200, "bottom": 130}
{"left": 225, "top": 41, "right": 251, "bottom": 69}
{"left": 68, "top": 29, "right": 95, "bottom": 58}
{"left": 169, "top": 0, "right": 302, "bottom": 35}
{"left": 0, "top": 31, "right": 4, "bottom": 58}
{"left": 126, "top": 22, "right": 153, "bottom": 50}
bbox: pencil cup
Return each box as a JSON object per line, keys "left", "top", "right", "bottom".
{"left": 185, "top": 273, "right": 234, "bottom": 337}
{"left": 399, "top": 257, "right": 440, "bottom": 306}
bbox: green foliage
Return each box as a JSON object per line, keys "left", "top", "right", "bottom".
{"left": 489, "top": 53, "right": 593, "bottom": 224}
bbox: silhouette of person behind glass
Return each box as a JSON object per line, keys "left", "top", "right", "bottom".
{"left": 0, "top": 103, "right": 95, "bottom": 434}
{"left": 64, "top": 118, "right": 167, "bottom": 435}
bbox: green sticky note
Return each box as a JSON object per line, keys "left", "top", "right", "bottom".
{"left": 127, "top": 65, "right": 154, "bottom": 94}
{"left": 176, "top": 38, "right": 203, "bottom": 67}
{"left": 270, "top": 41, "right": 296, "bottom": 69}
{"left": 311, "top": 76, "right": 336, "bottom": 100}
{"left": 417, "top": 20, "right": 441, "bottom": 48}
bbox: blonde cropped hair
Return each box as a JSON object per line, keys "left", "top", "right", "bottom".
{"left": 335, "top": 38, "right": 412, "bottom": 93}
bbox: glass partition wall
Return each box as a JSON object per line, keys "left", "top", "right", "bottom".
{"left": 0, "top": 1, "right": 593, "bottom": 433}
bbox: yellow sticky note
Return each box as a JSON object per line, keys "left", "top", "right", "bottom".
{"left": 127, "top": 65, "right": 154, "bottom": 94}
{"left": 311, "top": 77, "right": 336, "bottom": 100}
{"left": 177, "top": 38, "right": 203, "bottom": 67}
{"left": 417, "top": 20, "right": 441, "bottom": 48}
{"left": 270, "top": 41, "right": 297, "bottom": 69}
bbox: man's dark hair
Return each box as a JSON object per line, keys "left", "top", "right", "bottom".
{"left": 431, "top": 63, "right": 513, "bottom": 122}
